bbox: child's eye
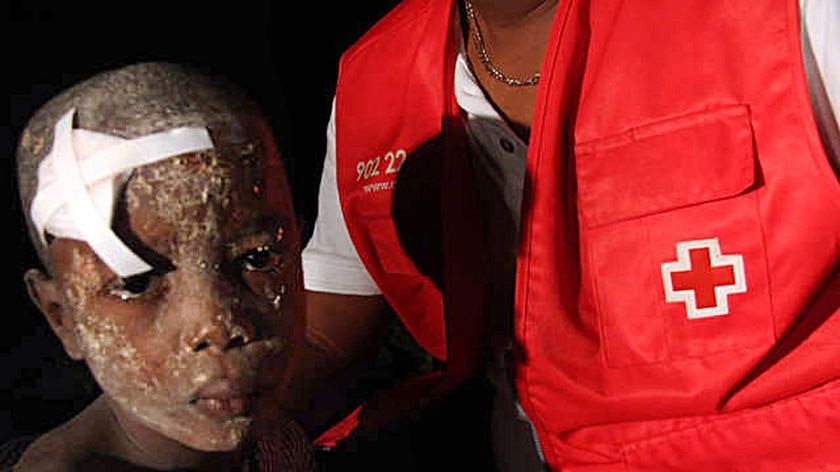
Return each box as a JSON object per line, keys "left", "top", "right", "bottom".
{"left": 237, "top": 246, "right": 281, "bottom": 272}
{"left": 107, "top": 272, "right": 158, "bottom": 301}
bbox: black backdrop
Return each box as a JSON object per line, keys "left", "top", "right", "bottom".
{"left": 2, "top": 0, "right": 399, "bottom": 442}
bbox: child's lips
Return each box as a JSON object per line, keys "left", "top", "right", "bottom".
{"left": 187, "top": 338, "right": 284, "bottom": 418}
{"left": 192, "top": 397, "right": 252, "bottom": 417}
{"left": 191, "top": 379, "right": 255, "bottom": 418}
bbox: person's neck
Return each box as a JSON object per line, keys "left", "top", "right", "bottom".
{"left": 468, "top": 0, "right": 558, "bottom": 27}
{"left": 102, "top": 397, "right": 240, "bottom": 471}
{"left": 461, "top": 0, "right": 559, "bottom": 132}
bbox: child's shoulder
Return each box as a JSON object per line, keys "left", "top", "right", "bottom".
{"left": 11, "top": 431, "right": 77, "bottom": 472}
{"left": 12, "top": 399, "right": 108, "bottom": 472}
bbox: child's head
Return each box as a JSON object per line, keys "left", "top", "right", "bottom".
{"left": 17, "top": 63, "right": 302, "bottom": 452}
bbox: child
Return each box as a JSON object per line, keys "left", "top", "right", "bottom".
{"left": 12, "top": 63, "right": 313, "bottom": 471}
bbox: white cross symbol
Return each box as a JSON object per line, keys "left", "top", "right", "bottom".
{"left": 661, "top": 238, "right": 747, "bottom": 319}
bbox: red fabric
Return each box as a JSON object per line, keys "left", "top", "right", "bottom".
{"left": 329, "top": 0, "right": 840, "bottom": 469}
{"left": 321, "top": 0, "right": 488, "bottom": 444}
{"left": 313, "top": 406, "right": 362, "bottom": 449}
{"left": 334, "top": 0, "right": 454, "bottom": 361}
{"left": 516, "top": 0, "right": 840, "bottom": 469}
{"left": 669, "top": 247, "right": 736, "bottom": 309}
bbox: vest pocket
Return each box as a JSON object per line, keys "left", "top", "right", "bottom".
{"left": 574, "top": 105, "right": 774, "bottom": 367}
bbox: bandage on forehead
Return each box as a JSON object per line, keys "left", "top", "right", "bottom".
{"left": 30, "top": 108, "right": 215, "bottom": 277}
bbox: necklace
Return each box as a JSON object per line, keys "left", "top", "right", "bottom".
{"left": 463, "top": 0, "right": 541, "bottom": 87}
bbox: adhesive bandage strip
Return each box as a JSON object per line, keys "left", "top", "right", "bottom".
{"left": 30, "top": 108, "right": 215, "bottom": 277}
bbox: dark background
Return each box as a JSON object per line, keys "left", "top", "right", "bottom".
{"left": 2, "top": 0, "right": 400, "bottom": 442}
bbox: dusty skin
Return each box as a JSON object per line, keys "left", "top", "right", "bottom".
{"left": 16, "top": 64, "right": 305, "bottom": 471}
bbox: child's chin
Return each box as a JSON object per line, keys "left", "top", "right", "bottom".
{"left": 129, "top": 405, "right": 255, "bottom": 453}
{"left": 170, "top": 415, "right": 254, "bottom": 452}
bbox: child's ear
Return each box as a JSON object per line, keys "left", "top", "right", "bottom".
{"left": 23, "top": 269, "right": 84, "bottom": 360}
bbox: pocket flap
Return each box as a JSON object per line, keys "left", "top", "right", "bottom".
{"left": 575, "top": 105, "right": 756, "bottom": 227}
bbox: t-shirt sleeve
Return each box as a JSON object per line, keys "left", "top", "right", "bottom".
{"left": 302, "top": 99, "right": 382, "bottom": 296}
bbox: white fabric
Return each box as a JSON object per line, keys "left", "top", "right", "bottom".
{"left": 302, "top": 99, "right": 382, "bottom": 295}
{"left": 802, "top": 0, "right": 840, "bottom": 120}
{"left": 31, "top": 109, "right": 214, "bottom": 277}
{"left": 301, "top": 6, "right": 839, "bottom": 296}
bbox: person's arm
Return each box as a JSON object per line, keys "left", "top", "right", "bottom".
{"left": 305, "top": 292, "right": 390, "bottom": 369}
{"left": 283, "top": 292, "right": 389, "bottom": 412}
{"left": 282, "top": 99, "right": 392, "bottom": 432}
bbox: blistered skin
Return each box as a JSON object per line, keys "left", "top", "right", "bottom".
{"left": 48, "top": 136, "right": 298, "bottom": 452}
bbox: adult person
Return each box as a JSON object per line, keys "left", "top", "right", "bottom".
{"left": 296, "top": 0, "right": 839, "bottom": 470}
{"left": 11, "top": 63, "right": 313, "bottom": 471}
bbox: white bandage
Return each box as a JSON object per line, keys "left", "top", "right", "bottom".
{"left": 30, "top": 109, "right": 214, "bottom": 277}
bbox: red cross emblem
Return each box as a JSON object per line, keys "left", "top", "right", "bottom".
{"left": 661, "top": 238, "right": 747, "bottom": 319}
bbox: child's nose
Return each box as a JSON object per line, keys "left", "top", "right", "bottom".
{"left": 188, "top": 322, "right": 249, "bottom": 353}
{"left": 178, "top": 273, "right": 257, "bottom": 353}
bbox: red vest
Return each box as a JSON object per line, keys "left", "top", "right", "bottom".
{"left": 332, "top": 0, "right": 840, "bottom": 469}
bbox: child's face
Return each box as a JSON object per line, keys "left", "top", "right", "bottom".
{"left": 45, "top": 122, "right": 299, "bottom": 451}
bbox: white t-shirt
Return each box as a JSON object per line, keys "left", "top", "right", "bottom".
{"left": 302, "top": 2, "right": 839, "bottom": 296}
{"left": 300, "top": 97, "right": 382, "bottom": 295}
